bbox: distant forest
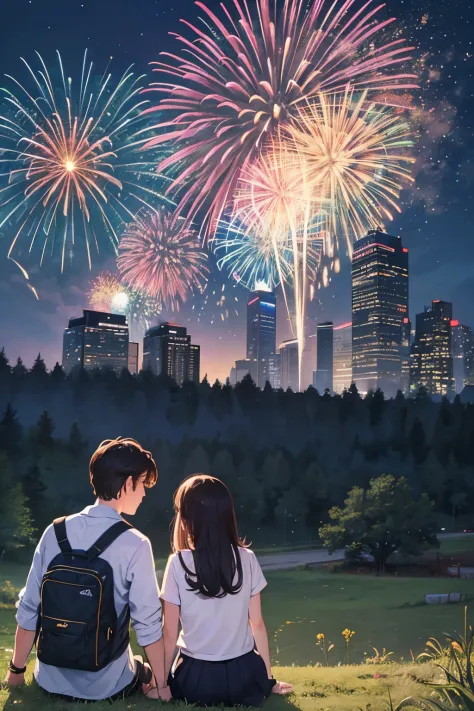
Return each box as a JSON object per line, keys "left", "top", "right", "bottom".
{"left": 0, "top": 348, "right": 473, "bottom": 555}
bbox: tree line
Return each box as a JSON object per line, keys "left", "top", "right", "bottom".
{"left": 0, "top": 348, "right": 473, "bottom": 561}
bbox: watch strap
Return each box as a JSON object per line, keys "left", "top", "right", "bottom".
{"left": 8, "top": 660, "right": 27, "bottom": 674}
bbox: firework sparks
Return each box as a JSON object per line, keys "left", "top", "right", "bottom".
{"left": 214, "top": 216, "right": 322, "bottom": 292}
{"left": 288, "top": 89, "right": 415, "bottom": 255}
{"left": 117, "top": 209, "right": 209, "bottom": 311}
{"left": 142, "top": 0, "right": 417, "bottom": 234}
{"left": 88, "top": 271, "right": 124, "bottom": 312}
{"left": 234, "top": 136, "right": 326, "bottom": 387}
{"left": 0, "top": 50, "right": 171, "bottom": 271}
{"left": 88, "top": 270, "right": 161, "bottom": 341}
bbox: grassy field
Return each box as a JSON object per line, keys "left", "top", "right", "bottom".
{"left": 0, "top": 660, "right": 440, "bottom": 711}
{"left": 0, "top": 536, "right": 472, "bottom": 710}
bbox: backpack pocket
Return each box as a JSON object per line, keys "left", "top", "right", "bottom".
{"left": 38, "top": 616, "right": 89, "bottom": 668}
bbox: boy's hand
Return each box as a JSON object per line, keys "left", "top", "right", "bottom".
{"left": 4, "top": 670, "right": 26, "bottom": 687}
{"left": 158, "top": 685, "right": 172, "bottom": 702}
{"left": 271, "top": 680, "right": 293, "bottom": 695}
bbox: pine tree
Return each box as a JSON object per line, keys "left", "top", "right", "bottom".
{"left": 183, "top": 445, "right": 210, "bottom": 476}
{"left": 0, "top": 403, "right": 22, "bottom": 456}
{"left": 35, "top": 410, "right": 55, "bottom": 448}
{"left": 22, "top": 465, "right": 47, "bottom": 528}
{"left": 0, "top": 348, "right": 10, "bottom": 377}
{"left": 68, "top": 422, "right": 87, "bottom": 456}
{"left": 12, "top": 357, "right": 27, "bottom": 379}
{"left": 50, "top": 362, "right": 65, "bottom": 386}
{"left": 30, "top": 353, "right": 48, "bottom": 380}
{"left": 0, "top": 453, "right": 34, "bottom": 556}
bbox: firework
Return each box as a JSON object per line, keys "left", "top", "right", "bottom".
{"left": 234, "top": 136, "right": 326, "bottom": 387}
{"left": 142, "top": 0, "right": 417, "bottom": 234}
{"left": 88, "top": 271, "right": 124, "bottom": 312}
{"left": 88, "top": 270, "right": 161, "bottom": 341}
{"left": 0, "top": 51, "right": 171, "bottom": 271}
{"left": 117, "top": 209, "right": 209, "bottom": 311}
{"left": 214, "top": 216, "right": 321, "bottom": 292}
{"left": 288, "top": 89, "right": 415, "bottom": 255}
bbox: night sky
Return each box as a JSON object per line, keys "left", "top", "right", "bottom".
{"left": 0, "top": 0, "right": 473, "bottom": 382}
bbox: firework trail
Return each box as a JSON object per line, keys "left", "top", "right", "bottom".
{"left": 0, "top": 50, "right": 172, "bottom": 271}
{"left": 117, "top": 209, "right": 209, "bottom": 311}
{"left": 142, "top": 0, "right": 417, "bottom": 235}
{"left": 288, "top": 88, "right": 415, "bottom": 256}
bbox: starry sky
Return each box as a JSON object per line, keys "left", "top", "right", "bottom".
{"left": 0, "top": 0, "right": 473, "bottom": 382}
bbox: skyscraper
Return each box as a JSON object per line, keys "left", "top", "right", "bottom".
{"left": 280, "top": 339, "right": 299, "bottom": 392}
{"left": 268, "top": 353, "right": 281, "bottom": 390}
{"left": 128, "top": 342, "right": 139, "bottom": 375}
{"left": 143, "top": 323, "right": 200, "bottom": 385}
{"left": 410, "top": 300, "right": 454, "bottom": 396}
{"left": 315, "top": 322, "right": 333, "bottom": 393}
{"left": 333, "top": 322, "right": 352, "bottom": 393}
{"left": 62, "top": 310, "right": 129, "bottom": 375}
{"left": 229, "top": 359, "right": 258, "bottom": 385}
{"left": 352, "top": 229, "right": 408, "bottom": 397}
{"left": 246, "top": 289, "right": 276, "bottom": 387}
{"left": 400, "top": 318, "right": 411, "bottom": 394}
{"left": 451, "top": 322, "right": 474, "bottom": 392}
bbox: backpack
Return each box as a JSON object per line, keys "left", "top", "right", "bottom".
{"left": 36, "top": 516, "right": 133, "bottom": 672}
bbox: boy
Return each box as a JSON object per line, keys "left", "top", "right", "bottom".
{"left": 4, "top": 437, "right": 170, "bottom": 702}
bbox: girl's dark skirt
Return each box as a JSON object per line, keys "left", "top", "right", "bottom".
{"left": 169, "top": 649, "right": 275, "bottom": 707}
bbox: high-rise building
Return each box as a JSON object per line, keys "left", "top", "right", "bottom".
{"left": 62, "top": 310, "right": 129, "bottom": 375}
{"left": 400, "top": 318, "right": 411, "bottom": 394}
{"left": 128, "top": 342, "right": 139, "bottom": 375}
{"left": 333, "top": 322, "right": 352, "bottom": 393}
{"left": 315, "top": 322, "right": 333, "bottom": 393}
{"left": 246, "top": 290, "right": 276, "bottom": 387}
{"left": 280, "top": 339, "right": 299, "bottom": 392}
{"left": 410, "top": 300, "right": 454, "bottom": 396}
{"left": 229, "top": 359, "right": 258, "bottom": 385}
{"left": 451, "top": 322, "right": 474, "bottom": 392}
{"left": 143, "top": 323, "right": 200, "bottom": 385}
{"left": 352, "top": 229, "right": 409, "bottom": 397}
{"left": 268, "top": 353, "right": 281, "bottom": 390}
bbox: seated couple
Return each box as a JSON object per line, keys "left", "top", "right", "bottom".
{"left": 5, "top": 437, "right": 292, "bottom": 706}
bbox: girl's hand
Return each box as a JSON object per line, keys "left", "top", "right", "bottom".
{"left": 271, "top": 681, "right": 293, "bottom": 695}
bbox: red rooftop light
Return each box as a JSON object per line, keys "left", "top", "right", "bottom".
{"left": 451, "top": 320, "right": 459, "bottom": 327}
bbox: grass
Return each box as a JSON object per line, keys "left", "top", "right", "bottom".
{"left": 438, "top": 535, "right": 474, "bottom": 556}
{"left": 0, "top": 659, "right": 440, "bottom": 711}
{"left": 1, "top": 536, "right": 473, "bottom": 710}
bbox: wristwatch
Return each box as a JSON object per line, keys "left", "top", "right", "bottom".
{"left": 8, "top": 660, "right": 27, "bottom": 675}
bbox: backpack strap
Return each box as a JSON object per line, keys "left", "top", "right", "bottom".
{"left": 53, "top": 516, "right": 72, "bottom": 553}
{"left": 86, "top": 520, "right": 133, "bottom": 561}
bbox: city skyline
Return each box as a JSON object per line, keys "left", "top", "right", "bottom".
{"left": 0, "top": 0, "right": 473, "bottom": 383}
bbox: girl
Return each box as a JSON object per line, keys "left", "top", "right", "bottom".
{"left": 158, "top": 474, "right": 292, "bottom": 706}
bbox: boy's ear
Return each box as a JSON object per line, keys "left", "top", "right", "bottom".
{"left": 124, "top": 475, "right": 134, "bottom": 494}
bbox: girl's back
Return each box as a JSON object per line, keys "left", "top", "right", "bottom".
{"left": 161, "top": 546, "right": 266, "bottom": 661}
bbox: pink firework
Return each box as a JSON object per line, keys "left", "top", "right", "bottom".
{"left": 142, "top": 0, "right": 418, "bottom": 235}
{"left": 117, "top": 211, "right": 209, "bottom": 311}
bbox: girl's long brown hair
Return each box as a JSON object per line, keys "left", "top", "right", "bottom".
{"left": 172, "top": 474, "right": 247, "bottom": 598}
